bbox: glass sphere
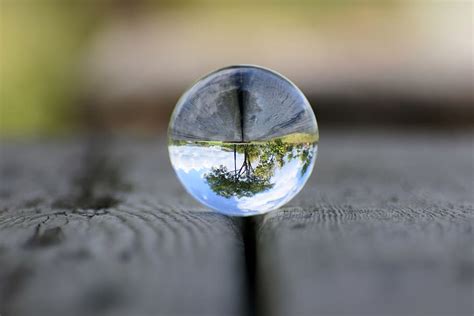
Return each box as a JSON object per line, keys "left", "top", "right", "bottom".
{"left": 168, "top": 65, "right": 318, "bottom": 216}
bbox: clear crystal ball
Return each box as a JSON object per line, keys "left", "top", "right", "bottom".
{"left": 168, "top": 65, "right": 318, "bottom": 216}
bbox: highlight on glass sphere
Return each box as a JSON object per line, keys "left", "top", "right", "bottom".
{"left": 168, "top": 65, "right": 319, "bottom": 216}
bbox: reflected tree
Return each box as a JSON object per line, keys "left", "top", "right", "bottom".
{"left": 205, "top": 144, "right": 273, "bottom": 198}
{"left": 204, "top": 139, "right": 314, "bottom": 198}
{"left": 299, "top": 145, "right": 314, "bottom": 176}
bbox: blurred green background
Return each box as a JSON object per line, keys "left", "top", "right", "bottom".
{"left": 1, "top": 0, "right": 472, "bottom": 137}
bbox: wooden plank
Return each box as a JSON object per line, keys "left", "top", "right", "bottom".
{"left": 0, "top": 138, "right": 246, "bottom": 316}
{"left": 257, "top": 131, "right": 474, "bottom": 316}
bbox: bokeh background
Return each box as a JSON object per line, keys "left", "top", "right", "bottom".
{"left": 1, "top": 0, "right": 472, "bottom": 137}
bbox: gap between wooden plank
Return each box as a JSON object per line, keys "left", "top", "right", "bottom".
{"left": 0, "top": 136, "right": 248, "bottom": 316}
{"left": 241, "top": 216, "right": 260, "bottom": 316}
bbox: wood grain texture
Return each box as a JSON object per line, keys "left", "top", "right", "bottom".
{"left": 1, "top": 131, "right": 473, "bottom": 316}
{"left": 169, "top": 66, "right": 317, "bottom": 142}
{"left": 0, "top": 138, "right": 245, "bottom": 316}
{"left": 257, "top": 131, "right": 474, "bottom": 316}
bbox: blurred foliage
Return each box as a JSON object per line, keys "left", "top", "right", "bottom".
{"left": 1, "top": 0, "right": 466, "bottom": 136}
{"left": 0, "top": 2, "right": 105, "bottom": 137}
{"left": 0, "top": 0, "right": 402, "bottom": 137}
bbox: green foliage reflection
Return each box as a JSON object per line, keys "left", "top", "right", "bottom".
{"left": 204, "top": 139, "right": 314, "bottom": 198}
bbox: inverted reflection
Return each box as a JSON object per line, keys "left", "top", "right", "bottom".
{"left": 169, "top": 137, "right": 317, "bottom": 216}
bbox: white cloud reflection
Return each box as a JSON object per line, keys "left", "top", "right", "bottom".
{"left": 169, "top": 145, "right": 242, "bottom": 175}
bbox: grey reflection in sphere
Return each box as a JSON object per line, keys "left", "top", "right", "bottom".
{"left": 168, "top": 65, "right": 318, "bottom": 216}
{"left": 169, "top": 65, "right": 318, "bottom": 142}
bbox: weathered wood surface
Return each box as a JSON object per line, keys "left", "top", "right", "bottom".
{"left": 258, "top": 131, "right": 474, "bottom": 316}
{"left": 0, "top": 138, "right": 246, "bottom": 316}
{"left": 170, "top": 66, "right": 317, "bottom": 142}
{"left": 0, "top": 131, "right": 473, "bottom": 316}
